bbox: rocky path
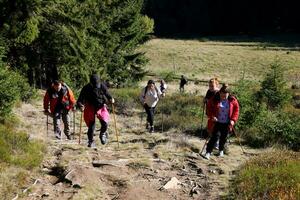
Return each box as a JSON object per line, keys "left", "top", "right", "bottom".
{"left": 13, "top": 92, "right": 266, "bottom": 200}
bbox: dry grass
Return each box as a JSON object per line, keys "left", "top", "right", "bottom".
{"left": 140, "top": 38, "right": 300, "bottom": 84}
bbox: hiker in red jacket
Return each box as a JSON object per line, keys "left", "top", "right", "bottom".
{"left": 204, "top": 78, "right": 220, "bottom": 134}
{"left": 77, "top": 74, "right": 114, "bottom": 147}
{"left": 204, "top": 84, "right": 239, "bottom": 159}
{"left": 44, "top": 80, "right": 76, "bottom": 140}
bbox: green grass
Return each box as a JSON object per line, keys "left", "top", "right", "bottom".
{"left": 0, "top": 122, "right": 45, "bottom": 169}
{"left": 229, "top": 150, "right": 300, "bottom": 200}
{"left": 139, "top": 38, "right": 300, "bottom": 84}
{"left": 0, "top": 118, "right": 45, "bottom": 199}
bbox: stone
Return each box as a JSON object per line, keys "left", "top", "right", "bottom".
{"left": 163, "top": 177, "right": 181, "bottom": 190}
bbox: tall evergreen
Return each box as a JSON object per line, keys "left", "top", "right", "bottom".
{"left": 0, "top": 0, "right": 153, "bottom": 88}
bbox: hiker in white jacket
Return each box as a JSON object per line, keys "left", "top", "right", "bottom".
{"left": 140, "top": 80, "right": 163, "bottom": 133}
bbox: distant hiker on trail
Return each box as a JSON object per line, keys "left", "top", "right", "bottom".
{"left": 160, "top": 79, "right": 167, "bottom": 94}
{"left": 140, "top": 80, "right": 163, "bottom": 133}
{"left": 43, "top": 80, "right": 76, "bottom": 140}
{"left": 77, "top": 74, "right": 115, "bottom": 147}
{"left": 179, "top": 75, "right": 188, "bottom": 93}
{"left": 204, "top": 84, "right": 239, "bottom": 160}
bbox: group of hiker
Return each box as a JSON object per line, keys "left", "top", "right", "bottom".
{"left": 43, "top": 74, "right": 239, "bottom": 160}
{"left": 44, "top": 74, "right": 114, "bottom": 147}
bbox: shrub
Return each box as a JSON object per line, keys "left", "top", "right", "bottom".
{"left": 110, "top": 88, "right": 141, "bottom": 115}
{"left": 0, "top": 67, "right": 34, "bottom": 118}
{"left": 229, "top": 150, "right": 300, "bottom": 200}
{"left": 243, "top": 107, "right": 300, "bottom": 150}
{"left": 0, "top": 124, "right": 45, "bottom": 169}
{"left": 155, "top": 93, "right": 204, "bottom": 134}
{"left": 258, "top": 62, "right": 292, "bottom": 109}
{"left": 232, "top": 80, "right": 260, "bottom": 130}
{"left": 233, "top": 63, "right": 299, "bottom": 150}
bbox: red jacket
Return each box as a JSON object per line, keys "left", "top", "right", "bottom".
{"left": 207, "top": 94, "right": 239, "bottom": 132}
{"left": 43, "top": 84, "right": 76, "bottom": 114}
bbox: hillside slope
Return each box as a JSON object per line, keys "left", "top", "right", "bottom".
{"left": 10, "top": 91, "right": 270, "bottom": 200}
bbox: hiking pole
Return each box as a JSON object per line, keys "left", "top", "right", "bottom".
{"left": 161, "top": 98, "right": 164, "bottom": 133}
{"left": 79, "top": 111, "right": 83, "bottom": 144}
{"left": 200, "top": 135, "right": 210, "bottom": 155}
{"left": 111, "top": 103, "right": 120, "bottom": 148}
{"left": 46, "top": 113, "right": 49, "bottom": 137}
{"left": 73, "top": 110, "right": 76, "bottom": 139}
{"left": 199, "top": 103, "right": 205, "bottom": 138}
{"left": 232, "top": 128, "right": 246, "bottom": 154}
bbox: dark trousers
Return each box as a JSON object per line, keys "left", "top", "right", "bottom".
{"left": 206, "top": 122, "right": 229, "bottom": 153}
{"left": 87, "top": 119, "right": 107, "bottom": 143}
{"left": 144, "top": 104, "right": 155, "bottom": 126}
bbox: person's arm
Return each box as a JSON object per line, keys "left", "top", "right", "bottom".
{"left": 76, "top": 86, "right": 86, "bottom": 109}
{"left": 43, "top": 91, "right": 50, "bottom": 113}
{"left": 101, "top": 83, "right": 114, "bottom": 103}
{"left": 140, "top": 87, "right": 146, "bottom": 104}
{"left": 67, "top": 88, "right": 76, "bottom": 110}
{"left": 230, "top": 99, "right": 239, "bottom": 123}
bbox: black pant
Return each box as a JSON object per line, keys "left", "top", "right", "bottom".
{"left": 144, "top": 104, "right": 155, "bottom": 126}
{"left": 87, "top": 119, "right": 107, "bottom": 143}
{"left": 206, "top": 122, "right": 229, "bottom": 153}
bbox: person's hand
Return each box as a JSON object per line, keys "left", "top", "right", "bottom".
{"left": 213, "top": 117, "right": 218, "bottom": 122}
{"left": 44, "top": 109, "right": 50, "bottom": 115}
{"left": 230, "top": 120, "right": 235, "bottom": 126}
{"left": 80, "top": 105, "right": 85, "bottom": 112}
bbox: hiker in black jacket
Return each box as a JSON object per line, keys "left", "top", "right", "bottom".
{"left": 77, "top": 74, "right": 114, "bottom": 147}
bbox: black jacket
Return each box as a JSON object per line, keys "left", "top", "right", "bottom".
{"left": 77, "top": 82, "right": 112, "bottom": 109}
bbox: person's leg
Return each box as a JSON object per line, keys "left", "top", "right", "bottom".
{"left": 87, "top": 121, "right": 96, "bottom": 145}
{"left": 144, "top": 104, "right": 151, "bottom": 128}
{"left": 99, "top": 119, "right": 108, "bottom": 144}
{"left": 206, "top": 123, "right": 220, "bottom": 154}
{"left": 84, "top": 104, "right": 96, "bottom": 146}
{"left": 149, "top": 107, "right": 155, "bottom": 132}
{"left": 62, "top": 109, "right": 71, "bottom": 139}
{"left": 218, "top": 123, "right": 229, "bottom": 152}
{"left": 53, "top": 112, "right": 61, "bottom": 139}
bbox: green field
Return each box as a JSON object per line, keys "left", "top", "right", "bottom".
{"left": 140, "top": 37, "right": 300, "bottom": 84}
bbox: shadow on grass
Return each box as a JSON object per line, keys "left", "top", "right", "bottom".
{"left": 159, "top": 33, "right": 300, "bottom": 50}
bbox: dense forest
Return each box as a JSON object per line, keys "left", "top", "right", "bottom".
{"left": 144, "top": 0, "right": 300, "bottom": 36}
{"left": 0, "top": 0, "right": 154, "bottom": 89}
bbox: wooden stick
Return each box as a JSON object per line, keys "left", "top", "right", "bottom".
{"left": 111, "top": 104, "right": 120, "bottom": 148}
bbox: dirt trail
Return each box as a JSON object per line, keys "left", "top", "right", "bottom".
{"left": 13, "top": 91, "right": 267, "bottom": 200}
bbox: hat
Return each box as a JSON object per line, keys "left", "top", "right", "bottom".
{"left": 90, "top": 74, "right": 100, "bottom": 88}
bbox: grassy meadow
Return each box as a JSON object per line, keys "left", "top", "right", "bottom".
{"left": 140, "top": 36, "right": 300, "bottom": 84}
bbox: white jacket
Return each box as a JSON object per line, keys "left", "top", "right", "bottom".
{"left": 140, "top": 86, "right": 162, "bottom": 107}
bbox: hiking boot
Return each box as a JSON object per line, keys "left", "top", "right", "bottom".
{"left": 87, "top": 141, "right": 96, "bottom": 148}
{"left": 55, "top": 134, "right": 61, "bottom": 140}
{"left": 66, "top": 135, "right": 72, "bottom": 140}
{"left": 204, "top": 153, "right": 211, "bottom": 160}
{"left": 100, "top": 132, "right": 108, "bottom": 145}
{"left": 149, "top": 126, "right": 154, "bottom": 133}
{"left": 218, "top": 151, "right": 224, "bottom": 157}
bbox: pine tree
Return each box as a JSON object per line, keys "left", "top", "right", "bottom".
{"left": 0, "top": 0, "right": 154, "bottom": 89}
